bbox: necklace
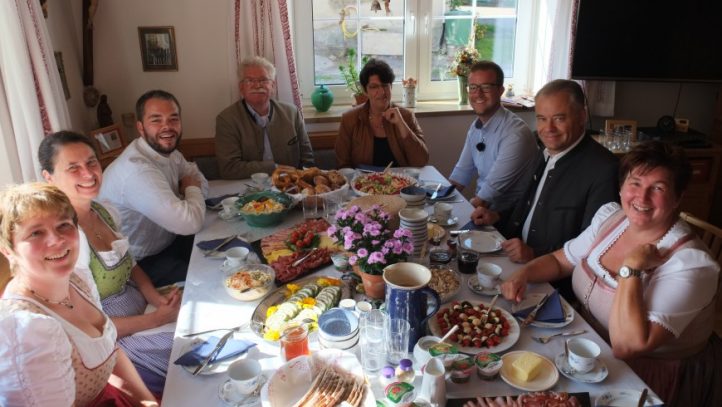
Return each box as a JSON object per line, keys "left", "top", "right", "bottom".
{"left": 28, "top": 287, "right": 74, "bottom": 309}
{"left": 83, "top": 210, "right": 103, "bottom": 241}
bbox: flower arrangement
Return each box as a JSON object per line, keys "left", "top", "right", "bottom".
{"left": 402, "top": 77, "right": 417, "bottom": 88}
{"left": 449, "top": 46, "right": 480, "bottom": 78}
{"left": 327, "top": 205, "right": 414, "bottom": 275}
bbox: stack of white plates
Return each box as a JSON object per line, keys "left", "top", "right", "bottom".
{"left": 317, "top": 308, "right": 359, "bottom": 351}
{"left": 399, "top": 208, "right": 429, "bottom": 257}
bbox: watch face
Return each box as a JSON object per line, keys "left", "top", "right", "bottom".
{"left": 619, "top": 266, "right": 630, "bottom": 278}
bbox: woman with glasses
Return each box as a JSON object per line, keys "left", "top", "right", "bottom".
{"left": 335, "top": 58, "right": 428, "bottom": 169}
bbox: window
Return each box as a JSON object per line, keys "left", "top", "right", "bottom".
{"left": 293, "top": 0, "right": 533, "bottom": 104}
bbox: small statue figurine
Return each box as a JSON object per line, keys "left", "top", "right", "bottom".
{"left": 505, "top": 84, "right": 515, "bottom": 98}
{"left": 97, "top": 94, "right": 114, "bottom": 127}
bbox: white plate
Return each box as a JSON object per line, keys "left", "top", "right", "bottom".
{"left": 260, "top": 349, "right": 375, "bottom": 407}
{"left": 467, "top": 275, "right": 501, "bottom": 296}
{"left": 351, "top": 172, "right": 417, "bottom": 196}
{"left": 429, "top": 216, "right": 458, "bottom": 226}
{"left": 500, "top": 351, "right": 559, "bottom": 392}
{"left": 459, "top": 231, "right": 503, "bottom": 253}
{"left": 420, "top": 181, "right": 456, "bottom": 201}
{"left": 554, "top": 353, "right": 608, "bottom": 383}
{"left": 595, "top": 389, "right": 663, "bottom": 406}
{"left": 511, "top": 293, "right": 574, "bottom": 328}
{"left": 178, "top": 334, "right": 248, "bottom": 376}
{"left": 428, "top": 302, "right": 520, "bottom": 354}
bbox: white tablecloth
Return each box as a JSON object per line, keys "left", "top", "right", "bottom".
{"left": 162, "top": 166, "right": 656, "bottom": 406}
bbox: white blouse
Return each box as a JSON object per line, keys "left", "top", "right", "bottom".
{"left": 564, "top": 202, "right": 720, "bottom": 338}
{"left": 0, "top": 267, "right": 118, "bottom": 407}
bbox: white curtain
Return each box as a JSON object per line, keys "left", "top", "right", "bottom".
{"left": 530, "top": 0, "right": 615, "bottom": 116}
{"left": 0, "top": 0, "right": 71, "bottom": 183}
{"left": 233, "top": 0, "right": 302, "bottom": 113}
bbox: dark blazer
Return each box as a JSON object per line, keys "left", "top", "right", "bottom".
{"left": 501, "top": 134, "right": 619, "bottom": 257}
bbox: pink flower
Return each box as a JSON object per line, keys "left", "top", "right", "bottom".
{"left": 357, "top": 248, "right": 368, "bottom": 258}
{"left": 349, "top": 255, "right": 358, "bottom": 265}
{"left": 368, "top": 251, "right": 386, "bottom": 264}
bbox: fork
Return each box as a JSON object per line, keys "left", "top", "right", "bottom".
{"left": 532, "top": 329, "right": 586, "bottom": 344}
{"left": 203, "top": 234, "right": 246, "bottom": 257}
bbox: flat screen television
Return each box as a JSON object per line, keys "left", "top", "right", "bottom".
{"left": 571, "top": 0, "right": 722, "bottom": 83}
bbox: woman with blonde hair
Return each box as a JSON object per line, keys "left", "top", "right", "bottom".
{"left": 0, "top": 183, "right": 157, "bottom": 406}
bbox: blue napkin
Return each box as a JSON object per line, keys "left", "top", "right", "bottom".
{"left": 205, "top": 193, "right": 239, "bottom": 208}
{"left": 512, "top": 290, "right": 566, "bottom": 323}
{"left": 195, "top": 237, "right": 252, "bottom": 252}
{"left": 460, "top": 219, "right": 486, "bottom": 231}
{"left": 356, "top": 164, "right": 387, "bottom": 172}
{"left": 174, "top": 336, "right": 256, "bottom": 366}
{"left": 424, "top": 185, "right": 455, "bottom": 199}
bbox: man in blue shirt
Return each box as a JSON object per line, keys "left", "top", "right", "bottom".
{"left": 449, "top": 61, "right": 536, "bottom": 213}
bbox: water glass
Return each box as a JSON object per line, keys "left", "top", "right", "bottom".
{"left": 359, "top": 310, "right": 387, "bottom": 374}
{"left": 386, "top": 317, "right": 411, "bottom": 365}
{"left": 324, "top": 196, "right": 342, "bottom": 222}
{"left": 302, "top": 196, "right": 325, "bottom": 219}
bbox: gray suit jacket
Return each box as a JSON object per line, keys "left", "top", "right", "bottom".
{"left": 215, "top": 99, "right": 314, "bottom": 179}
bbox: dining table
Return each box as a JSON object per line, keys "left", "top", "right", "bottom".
{"left": 161, "top": 165, "right": 659, "bottom": 406}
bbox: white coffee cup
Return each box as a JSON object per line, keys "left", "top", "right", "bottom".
{"left": 339, "top": 298, "right": 356, "bottom": 312}
{"left": 221, "top": 197, "right": 239, "bottom": 216}
{"left": 567, "top": 337, "right": 600, "bottom": 373}
{"left": 225, "top": 247, "right": 249, "bottom": 268}
{"left": 433, "top": 202, "right": 453, "bottom": 224}
{"left": 476, "top": 262, "right": 502, "bottom": 289}
{"left": 251, "top": 172, "right": 269, "bottom": 188}
{"left": 355, "top": 301, "right": 372, "bottom": 314}
{"left": 223, "top": 358, "right": 262, "bottom": 396}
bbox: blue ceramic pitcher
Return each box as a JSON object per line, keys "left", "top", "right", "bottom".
{"left": 383, "top": 262, "right": 440, "bottom": 351}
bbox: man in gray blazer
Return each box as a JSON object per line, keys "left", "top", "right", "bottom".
{"left": 472, "top": 79, "right": 619, "bottom": 263}
{"left": 215, "top": 56, "right": 314, "bottom": 179}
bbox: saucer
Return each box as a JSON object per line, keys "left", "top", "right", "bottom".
{"left": 554, "top": 353, "right": 608, "bottom": 384}
{"left": 429, "top": 216, "right": 458, "bottom": 226}
{"left": 219, "top": 377, "right": 265, "bottom": 407}
{"left": 219, "top": 210, "right": 243, "bottom": 221}
{"left": 467, "top": 275, "right": 501, "bottom": 296}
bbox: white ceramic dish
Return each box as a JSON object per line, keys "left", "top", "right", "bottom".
{"left": 219, "top": 375, "right": 267, "bottom": 407}
{"left": 428, "top": 302, "right": 520, "bottom": 354}
{"left": 351, "top": 172, "right": 416, "bottom": 196}
{"left": 595, "top": 389, "right": 663, "bottom": 406}
{"left": 419, "top": 181, "right": 456, "bottom": 201}
{"left": 459, "top": 230, "right": 503, "bottom": 253}
{"left": 260, "top": 349, "right": 375, "bottom": 407}
{"left": 499, "top": 351, "right": 559, "bottom": 392}
{"left": 428, "top": 267, "right": 461, "bottom": 303}
{"left": 467, "top": 275, "right": 501, "bottom": 296}
{"left": 318, "top": 308, "right": 359, "bottom": 341}
{"left": 219, "top": 210, "right": 243, "bottom": 222}
{"left": 554, "top": 353, "right": 608, "bottom": 383}
{"left": 223, "top": 264, "right": 275, "bottom": 302}
{"left": 511, "top": 293, "right": 575, "bottom": 329}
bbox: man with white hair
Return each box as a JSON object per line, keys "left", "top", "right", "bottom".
{"left": 215, "top": 56, "right": 314, "bottom": 179}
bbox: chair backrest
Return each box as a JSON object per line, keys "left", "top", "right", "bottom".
{"left": 0, "top": 253, "right": 10, "bottom": 295}
{"left": 680, "top": 212, "right": 722, "bottom": 316}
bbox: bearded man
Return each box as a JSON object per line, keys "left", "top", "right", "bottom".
{"left": 100, "top": 89, "right": 208, "bottom": 285}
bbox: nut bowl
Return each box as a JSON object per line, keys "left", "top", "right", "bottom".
{"left": 223, "top": 264, "right": 275, "bottom": 301}
{"left": 236, "top": 191, "right": 293, "bottom": 227}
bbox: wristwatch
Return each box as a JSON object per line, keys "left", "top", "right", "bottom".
{"left": 618, "top": 265, "right": 643, "bottom": 279}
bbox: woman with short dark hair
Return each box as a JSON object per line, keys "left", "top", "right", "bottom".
{"left": 335, "top": 58, "right": 428, "bottom": 169}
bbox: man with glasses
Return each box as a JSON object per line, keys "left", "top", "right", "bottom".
{"left": 449, "top": 60, "right": 536, "bottom": 214}
{"left": 470, "top": 80, "right": 618, "bottom": 301}
{"left": 215, "top": 56, "right": 314, "bottom": 179}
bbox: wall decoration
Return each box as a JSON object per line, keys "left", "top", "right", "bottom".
{"left": 138, "top": 26, "right": 178, "bottom": 71}
{"left": 605, "top": 119, "right": 638, "bottom": 142}
{"left": 88, "top": 124, "right": 125, "bottom": 160}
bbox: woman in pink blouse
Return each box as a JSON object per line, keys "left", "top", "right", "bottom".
{"left": 0, "top": 183, "right": 157, "bottom": 406}
{"left": 501, "top": 141, "right": 721, "bottom": 406}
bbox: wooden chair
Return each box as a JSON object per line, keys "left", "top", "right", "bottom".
{"left": 680, "top": 211, "right": 722, "bottom": 336}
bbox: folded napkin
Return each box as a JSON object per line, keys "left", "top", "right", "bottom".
{"left": 424, "top": 185, "right": 455, "bottom": 200}
{"left": 174, "top": 336, "right": 256, "bottom": 366}
{"left": 205, "top": 193, "right": 239, "bottom": 208}
{"left": 356, "top": 164, "right": 387, "bottom": 172}
{"left": 512, "top": 290, "right": 566, "bottom": 323}
{"left": 195, "top": 237, "right": 252, "bottom": 252}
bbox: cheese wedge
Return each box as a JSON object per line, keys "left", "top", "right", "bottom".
{"left": 511, "top": 352, "right": 543, "bottom": 382}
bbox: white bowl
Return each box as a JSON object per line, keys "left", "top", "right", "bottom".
{"left": 317, "top": 308, "right": 359, "bottom": 342}
{"left": 318, "top": 332, "right": 359, "bottom": 350}
{"left": 223, "top": 264, "right": 275, "bottom": 301}
{"left": 413, "top": 335, "right": 441, "bottom": 366}
{"left": 251, "top": 172, "right": 270, "bottom": 187}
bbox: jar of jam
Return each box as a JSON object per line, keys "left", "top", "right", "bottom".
{"left": 280, "top": 323, "right": 310, "bottom": 361}
{"left": 447, "top": 238, "right": 458, "bottom": 259}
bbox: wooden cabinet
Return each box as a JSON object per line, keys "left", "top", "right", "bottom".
{"left": 679, "top": 146, "right": 722, "bottom": 222}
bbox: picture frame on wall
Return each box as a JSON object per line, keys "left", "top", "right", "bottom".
{"left": 605, "top": 119, "right": 638, "bottom": 142}
{"left": 138, "top": 26, "right": 178, "bottom": 71}
{"left": 89, "top": 124, "right": 126, "bottom": 162}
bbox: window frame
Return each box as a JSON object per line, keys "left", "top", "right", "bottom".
{"left": 292, "top": 0, "right": 535, "bottom": 105}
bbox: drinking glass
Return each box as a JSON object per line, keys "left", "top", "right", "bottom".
{"left": 359, "top": 310, "right": 387, "bottom": 374}
{"left": 302, "top": 196, "right": 325, "bottom": 219}
{"left": 386, "top": 318, "right": 410, "bottom": 365}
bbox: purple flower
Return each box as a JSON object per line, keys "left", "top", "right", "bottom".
{"left": 368, "top": 251, "right": 387, "bottom": 264}
{"left": 402, "top": 242, "right": 414, "bottom": 254}
{"left": 357, "top": 248, "right": 369, "bottom": 258}
{"left": 349, "top": 255, "right": 358, "bottom": 265}
{"left": 327, "top": 225, "right": 337, "bottom": 236}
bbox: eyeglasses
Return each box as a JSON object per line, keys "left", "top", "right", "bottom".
{"left": 467, "top": 83, "right": 499, "bottom": 94}
{"left": 366, "top": 83, "right": 391, "bottom": 91}
{"left": 242, "top": 78, "right": 272, "bottom": 86}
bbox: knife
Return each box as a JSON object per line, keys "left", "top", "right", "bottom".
{"left": 521, "top": 293, "right": 550, "bottom": 327}
{"left": 192, "top": 329, "right": 235, "bottom": 375}
{"left": 204, "top": 235, "right": 236, "bottom": 257}
{"left": 637, "top": 388, "right": 649, "bottom": 407}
